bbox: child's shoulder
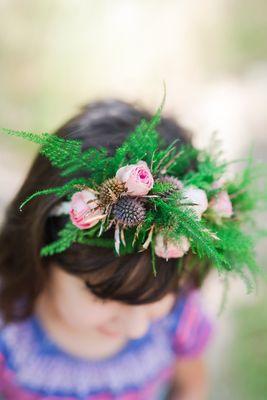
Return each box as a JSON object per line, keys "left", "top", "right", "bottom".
{"left": 164, "top": 289, "right": 213, "bottom": 358}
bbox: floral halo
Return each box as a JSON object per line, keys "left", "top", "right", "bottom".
{"left": 3, "top": 95, "right": 266, "bottom": 288}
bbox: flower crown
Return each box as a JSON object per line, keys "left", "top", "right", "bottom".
{"left": 3, "top": 97, "right": 266, "bottom": 287}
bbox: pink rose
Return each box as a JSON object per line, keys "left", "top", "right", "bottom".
{"left": 155, "top": 234, "right": 190, "bottom": 260}
{"left": 212, "top": 177, "right": 226, "bottom": 190}
{"left": 209, "top": 191, "right": 233, "bottom": 218}
{"left": 182, "top": 186, "right": 208, "bottom": 219}
{"left": 70, "top": 190, "right": 106, "bottom": 230}
{"left": 116, "top": 160, "right": 154, "bottom": 196}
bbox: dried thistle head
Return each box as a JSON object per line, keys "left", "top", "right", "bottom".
{"left": 98, "top": 177, "right": 127, "bottom": 206}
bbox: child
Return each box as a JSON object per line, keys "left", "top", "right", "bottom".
{"left": 0, "top": 98, "right": 237, "bottom": 400}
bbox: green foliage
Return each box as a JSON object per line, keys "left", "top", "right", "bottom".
{"left": 108, "top": 94, "right": 165, "bottom": 175}
{"left": 63, "top": 147, "right": 109, "bottom": 184}
{"left": 183, "top": 149, "right": 227, "bottom": 195}
{"left": 41, "top": 220, "right": 115, "bottom": 256}
{"left": 150, "top": 191, "right": 228, "bottom": 270}
{"left": 227, "top": 157, "right": 267, "bottom": 214}
{"left": 3, "top": 128, "right": 82, "bottom": 172}
{"left": 3, "top": 95, "right": 267, "bottom": 285}
{"left": 151, "top": 139, "right": 180, "bottom": 174}
{"left": 166, "top": 144, "right": 199, "bottom": 176}
{"left": 19, "top": 177, "right": 90, "bottom": 210}
{"left": 213, "top": 220, "right": 259, "bottom": 279}
{"left": 110, "top": 118, "right": 159, "bottom": 172}
{"left": 41, "top": 221, "right": 80, "bottom": 257}
{"left": 150, "top": 180, "right": 174, "bottom": 195}
{"left": 117, "top": 227, "right": 144, "bottom": 255}
{"left": 2, "top": 128, "right": 109, "bottom": 185}
{"left": 77, "top": 236, "right": 114, "bottom": 249}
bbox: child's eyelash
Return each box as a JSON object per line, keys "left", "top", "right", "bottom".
{"left": 95, "top": 296, "right": 108, "bottom": 305}
{"left": 84, "top": 281, "right": 107, "bottom": 304}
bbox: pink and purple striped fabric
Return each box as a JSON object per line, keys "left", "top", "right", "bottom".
{"left": 0, "top": 290, "right": 212, "bottom": 400}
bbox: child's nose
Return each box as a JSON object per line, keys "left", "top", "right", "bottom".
{"left": 122, "top": 306, "right": 150, "bottom": 339}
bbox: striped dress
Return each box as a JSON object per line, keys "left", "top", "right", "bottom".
{"left": 0, "top": 290, "right": 212, "bottom": 400}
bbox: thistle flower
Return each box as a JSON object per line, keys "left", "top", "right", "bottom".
{"left": 113, "top": 196, "right": 146, "bottom": 227}
{"left": 98, "top": 177, "right": 127, "bottom": 206}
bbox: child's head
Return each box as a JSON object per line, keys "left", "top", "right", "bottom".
{"left": 0, "top": 100, "right": 204, "bottom": 334}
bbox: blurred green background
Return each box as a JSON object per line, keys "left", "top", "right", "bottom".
{"left": 0, "top": 1, "right": 267, "bottom": 399}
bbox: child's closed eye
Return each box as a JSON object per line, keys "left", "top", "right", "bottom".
{"left": 83, "top": 281, "right": 108, "bottom": 304}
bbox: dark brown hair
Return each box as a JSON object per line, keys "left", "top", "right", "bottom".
{"left": 0, "top": 99, "right": 208, "bottom": 324}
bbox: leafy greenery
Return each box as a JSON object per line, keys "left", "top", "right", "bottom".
{"left": 183, "top": 149, "right": 227, "bottom": 196}
{"left": 41, "top": 221, "right": 80, "bottom": 257}
{"left": 166, "top": 144, "right": 199, "bottom": 176}
{"left": 227, "top": 156, "right": 267, "bottom": 214}
{"left": 19, "top": 177, "right": 90, "bottom": 211}
{"left": 3, "top": 97, "right": 267, "bottom": 284}
{"left": 149, "top": 191, "right": 229, "bottom": 270}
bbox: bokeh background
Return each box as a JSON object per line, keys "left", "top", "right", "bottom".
{"left": 0, "top": 1, "right": 267, "bottom": 399}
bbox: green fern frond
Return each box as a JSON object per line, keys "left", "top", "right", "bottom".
{"left": 3, "top": 128, "right": 53, "bottom": 145}
{"left": 19, "top": 178, "right": 90, "bottom": 211}
{"left": 3, "top": 92, "right": 267, "bottom": 285}
{"left": 109, "top": 89, "right": 166, "bottom": 173}
{"left": 151, "top": 139, "right": 180, "bottom": 174}
{"left": 228, "top": 157, "right": 267, "bottom": 214}
{"left": 2, "top": 129, "right": 111, "bottom": 183}
{"left": 213, "top": 220, "right": 259, "bottom": 274}
{"left": 76, "top": 236, "right": 114, "bottom": 249}
{"left": 183, "top": 150, "right": 227, "bottom": 195}
{"left": 166, "top": 144, "right": 199, "bottom": 176}
{"left": 40, "top": 221, "right": 79, "bottom": 256}
{"left": 3, "top": 129, "right": 83, "bottom": 173}
{"left": 64, "top": 147, "right": 109, "bottom": 182}
{"left": 172, "top": 207, "right": 228, "bottom": 270}
{"left": 149, "top": 192, "right": 228, "bottom": 270}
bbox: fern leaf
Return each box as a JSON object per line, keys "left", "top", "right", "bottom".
{"left": 109, "top": 90, "right": 166, "bottom": 173}
{"left": 19, "top": 178, "right": 89, "bottom": 211}
{"left": 3, "top": 129, "right": 83, "bottom": 172}
{"left": 76, "top": 236, "right": 114, "bottom": 249}
{"left": 40, "top": 221, "right": 79, "bottom": 256}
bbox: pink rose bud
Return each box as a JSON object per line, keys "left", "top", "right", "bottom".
{"left": 116, "top": 160, "right": 154, "bottom": 196}
{"left": 70, "top": 189, "right": 106, "bottom": 230}
{"left": 182, "top": 186, "right": 208, "bottom": 219}
{"left": 155, "top": 234, "right": 190, "bottom": 260}
{"left": 212, "top": 177, "right": 226, "bottom": 190}
{"left": 209, "top": 191, "right": 233, "bottom": 218}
